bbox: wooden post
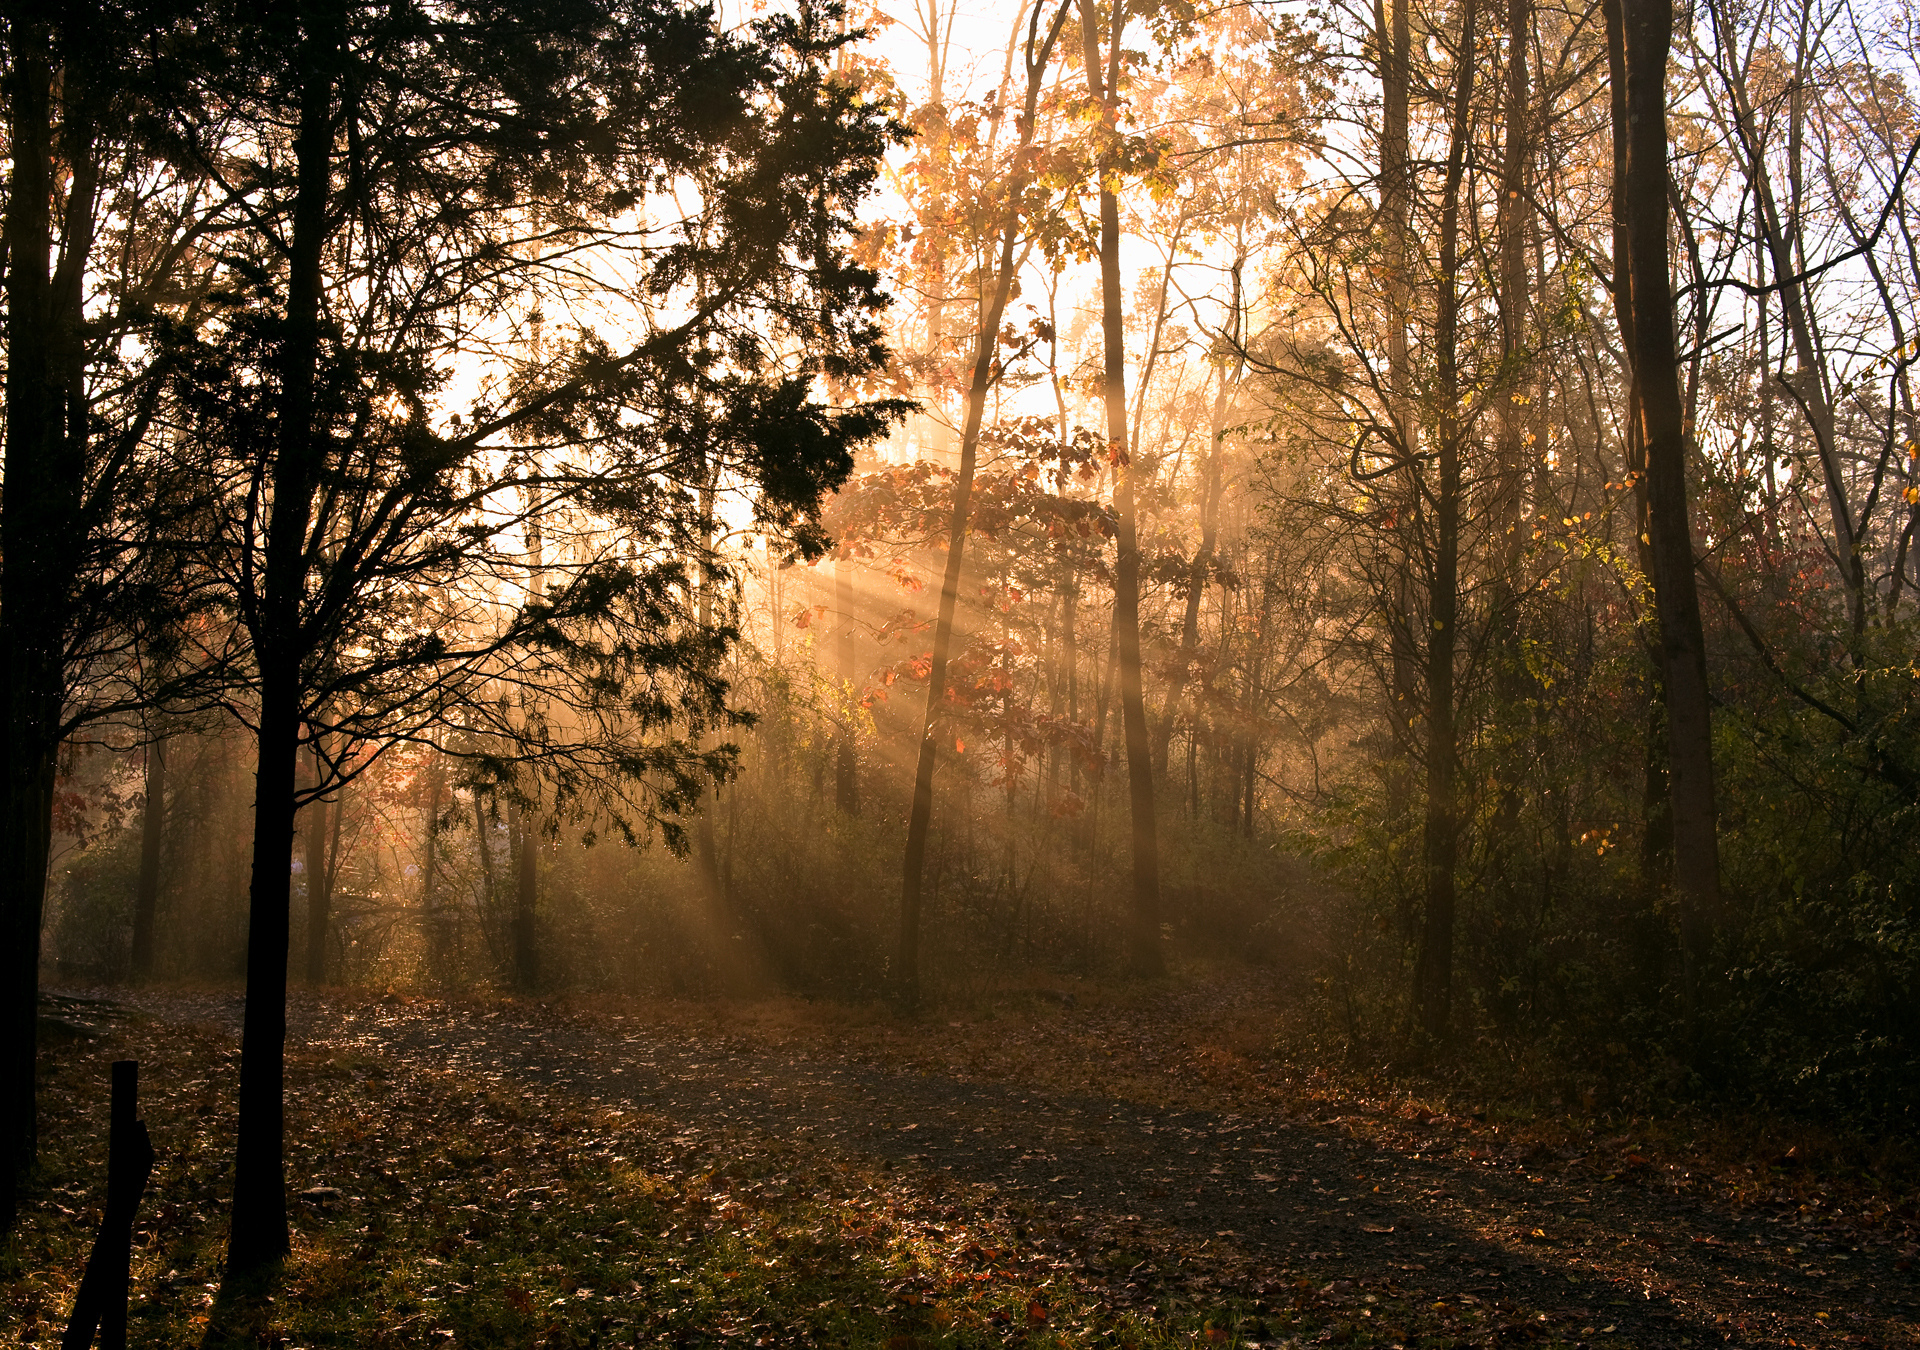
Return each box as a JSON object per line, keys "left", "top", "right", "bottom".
{"left": 62, "top": 1060, "right": 154, "bottom": 1350}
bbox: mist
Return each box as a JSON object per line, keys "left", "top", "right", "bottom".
{"left": 11, "top": 0, "right": 1919, "bottom": 1342}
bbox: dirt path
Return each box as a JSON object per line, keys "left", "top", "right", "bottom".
{"left": 79, "top": 986, "right": 1919, "bottom": 1348}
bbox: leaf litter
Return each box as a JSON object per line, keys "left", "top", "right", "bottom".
{"left": 9, "top": 978, "right": 1917, "bottom": 1349}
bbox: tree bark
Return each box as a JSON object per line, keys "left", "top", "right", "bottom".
{"left": 1485, "top": 0, "right": 1532, "bottom": 908}
{"left": 1415, "top": 0, "right": 1478, "bottom": 1043}
{"left": 1081, "top": 0, "right": 1164, "bottom": 979}
{"left": 692, "top": 475, "right": 748, "bottom": 989}
{"left": 1, "top": 15, "right": 96, "bottom": 1228}
{"left": 1492, "top": 0, "right": 1531, "bottom": 629}
{"left": 232, "top": 681, "right": 304, "bottom": 1272}
{"left": 511, "top": 797, "right": 539, "bottom": 992}
{"left": 1609, "top": 0, "right": 1721, "bottom": 1027}
{"left": 228, "top": 0, "right": 342, "bottom": 1274}
{"left": 302, "top": 755, "right": 335, "bottom": 987}
{"left": 130, "top": 737, "right": 167, "bottom": 983}
{"left": 1374, "top": 0, "right": 1421, "bottom": 833}
{"left": 1604, "top": 0, "right": 1673, "bottom": 941}
{"left": 1633, "top": 689, "right": 1673, "bottom": 998}
{"left": 472, "top": 790, "right": 500, "bottom": 965}
{"left": 835, "top": 560, "right": 858, "bottom": 813}
{"left": 419, "top": 742, "right": 446, "bottom": 980}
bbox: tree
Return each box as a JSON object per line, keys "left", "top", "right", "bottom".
{"left": 1374, "top": 0, "right": 1419, "bottom": 837}
{"left": 155, "top": 0, "right": 903, "bottom": 1271}
{"left": 1254, "top": 0, "right": 1494, "bottom": 1043}
{"left": 0, "top": 0, "right": 225, "bottom": 1227}
{"left": 1131, "top": 2, "right": 1322, "bottom": 811}
{"left": 129, "top": 734, "right": 167, "bottom": 982}
{"left": 1607, "top": 0, "right": 1721, "bottom": 1026}
{"left": 833, "top": 557, "right": 860, "bottom": 812}
{"left": 1079, "top": 0, "right": 1165, "bottom": 978}
{"left": 896, "top": 0, "right": 1073, "bottom": 1011}
{"left": 301, "top": 745, "right": 341, "bottom": 985}
{"left": 1411, "top": 0, "right": 1480, "bottom": 1043}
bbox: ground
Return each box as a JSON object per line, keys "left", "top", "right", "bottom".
{"left": 8, "top": 973, "right": 1917, "bottom": 1349}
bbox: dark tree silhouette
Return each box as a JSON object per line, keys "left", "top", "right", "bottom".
{"left": 1606, "top": 0, "right": 1721, "bottom": 1029}
{"left": 0, "top": 0, "right": 226, "bottom": 1228}
{"left": 152, "top": 0, "right": 903, "bottom": 1272}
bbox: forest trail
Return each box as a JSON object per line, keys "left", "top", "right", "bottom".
{"left": 89, "top": 984, "right": 1917, "bottom": 1349}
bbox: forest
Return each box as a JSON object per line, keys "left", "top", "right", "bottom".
{"left": 5, "top": 0, "right": 1919, "bottom": 1345}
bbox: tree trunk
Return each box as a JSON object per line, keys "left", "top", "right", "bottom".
{"left": 472, "top": 790, "right": 500, "bottom": 967}
{"left": 0, "top": 749, "right": 56, "bottom": 1231}
{"left": 1243, "top": 737, "right": 1258, "bottom": 836}
{"left": 1633, "top": 689, "right": 1673, "bottom": 999}
{"left": 1375, "top": 0, "right": 1420, "bottom": 832}
{"left": 511, "top": 797, "right": 539, "bottom": 992}
{"left": 0, "top": 16, "right": 94, "bottom": 1229}
{"left": 302, "top": 762, "right": 335, "bottom": 987}
{"left": 231, "top": 676, "right": 303, "bottom": 1272}
{"left": 1491, "top": 0, "right": 1531, "bottom": 643}
{"left": 1043, "top": 583, "right": 1063, "bottom": 789}
{"left": 1063, "top": 562, "right": 1080, "bottom": 790}
{"left": 1487, "top": 0, "right": 1532, "bottom": 908}
{"left": 1604, "top": 0, "right": 1673, "bottom": 950}
{"left": 1495, "top": 0, "right": 1530, "bottom": 530}
{"left": 1081, "top": 0, "right": 1164, "bottom": 979}
{"left": 899, "top": 0, "right": 1071, "bottom": 1011}
{"left": 131, "top": 737, "right": 167, "bottom": 983}
{"left": 419, "top": 742, "right": 446, "bottom": 981}
{"left": 692, "top": 475, "right": 748, "bottom": 989}
{"left": 1415, "top": 0, "right": 1478, "bottom": 1044}
{"left": 1610, "top": 0, "right": 1721, "bottom": 1027}
{"left": 1153, "top": 264, "right": 1241, "bottom": 776}
{"left": 835, "top": 559, "right": 858, "bottom": 813}
{"left": 1704, "top": 0, "right": 1860, "bottom": 637}
{"left": 227, "top": 0, "right": 341, "bottom": 1274}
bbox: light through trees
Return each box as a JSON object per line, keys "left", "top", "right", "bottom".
{"left": 13, "top": 0, "right": 1920, "bottom": 1256}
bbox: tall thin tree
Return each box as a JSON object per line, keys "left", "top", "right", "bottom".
{"left": 1080, "top": 0, "right": 1165, "bottom": 978}
{"left": 1607, "top": 0, "right": 1721, "bottom": 1026}
{"left": 1414, "top": 0, "right": 1480, "bottom": 1041}
{"left": 898, "top": 0, "right": 1073, "bottom": 1010}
